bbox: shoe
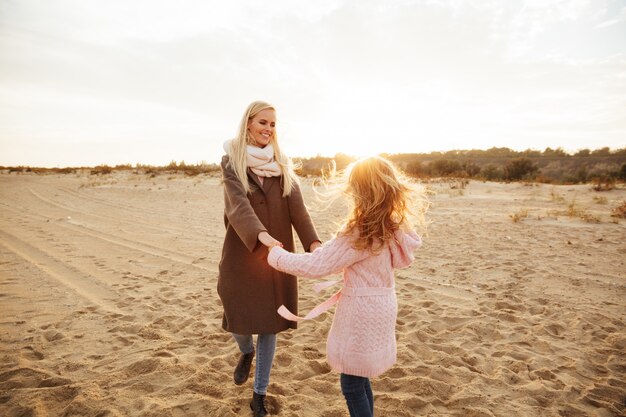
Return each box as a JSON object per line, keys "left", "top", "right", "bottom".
{"left": 250, "top": 391, "right": 268, "bottom": 417}
{"left": 233, "top": 349, "right": 254, "bottom": 385}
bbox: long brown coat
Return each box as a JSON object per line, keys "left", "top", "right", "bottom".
{"left": 218, "top": 155, "right": 320, "bottom": 334}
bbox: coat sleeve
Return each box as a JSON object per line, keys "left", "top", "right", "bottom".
{"left": 286, "top": 180, "right": 320, "bottom": 252}
{"left": 221, "top": 155, "right": 266, "bottom": 252}
{"left": 267, "top": 234, "right": 368, "bottom": 278}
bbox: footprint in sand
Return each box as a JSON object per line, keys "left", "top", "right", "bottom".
{"left": 20, "top": 346, "right": 44, "bottom": 361}
{"left": 293, "top": 359, "right": 331, "bottom": 380}
{"left": 192, "top": 257, "right": 206, "bottom": 264}
{"left": 543, "top": 323, "right": 566, "bottom": 338}
{"left": 43, "top": 329, "right": 65, "bottom": 342}
{"left": 124, "top": 358, "right": 162, "bottom": 377}
{"left": 153, "top": 350, "right": 175, "bottom": 358}
{"left": 0, "top": 367, "right": 71, "bottom": 389}
{"left": 494, "top": 301, "right": 526, "bottom": 312}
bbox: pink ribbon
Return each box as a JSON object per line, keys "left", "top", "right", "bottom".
{"left": 278, "top": 280, "right": 341, "bottom": 322}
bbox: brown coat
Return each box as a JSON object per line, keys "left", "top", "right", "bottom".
{"left": 217, "top": 155, "right": 320, "bottom": 334}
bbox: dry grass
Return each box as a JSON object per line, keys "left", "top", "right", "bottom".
{"left": 510, "top": 209, "right": 529, "bottom": 223}
{"left": 79, "top": 178, "right": 119, "bottom": 188}
{"left": 564, "top": 199, "right": 600, "bottom": 223}
{"left": 443, "top": 179, "right": 468, "bottom": 197}
{"left": 550, "top": 188, "right": 565, "bottom": 203}
{"left": 611, "top": 201, "right": 626, "bottom": 219}
{"left": 545, "top": 193, "right": 603, "bottom": 223}
{"left": 450, "top": 179, "right": 469, "bottom": 190}
{"left": 579, "top": 212, "right": 601, "bottom": 223}
{"left": 591, "top": 177, "right": 616, "bottom": 192}
{"left": 90, "top": 165, "right": 113, "bottom": 175}
{"left": 593, "top": 196, "right": 608, "bottom": 204}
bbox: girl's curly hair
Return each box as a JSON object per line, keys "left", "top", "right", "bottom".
{"left": 341, "top": 156, "right": 421, "bottom": 253}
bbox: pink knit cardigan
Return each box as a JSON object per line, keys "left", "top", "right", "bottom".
{"left": 267, "top": 229, "right": 421, "bottom": 378}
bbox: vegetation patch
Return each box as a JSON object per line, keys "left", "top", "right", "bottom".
{"left": 611, "top": 201, "right": 626, "bottom": 219}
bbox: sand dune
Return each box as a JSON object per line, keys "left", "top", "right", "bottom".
{"left": 0, "top": 171, "right": 624, "bottom": 417}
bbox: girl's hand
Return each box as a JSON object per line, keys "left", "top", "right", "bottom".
{"left": 258, "top": 231, "right": 283, "bottom": 248}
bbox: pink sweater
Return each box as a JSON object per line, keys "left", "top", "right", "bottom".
{"left": 268, "top": 229, "right": 421, "bottom": 378}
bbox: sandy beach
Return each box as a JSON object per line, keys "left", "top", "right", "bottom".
{"left": 0, "top": 171, "right": 624, "bottom": 417}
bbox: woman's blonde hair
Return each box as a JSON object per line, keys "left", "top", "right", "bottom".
{"left": 340, "top": 156, "right": 424, "bottom": 253}
{"left": 226, "top": 100, "right": 299, "bottom": 197}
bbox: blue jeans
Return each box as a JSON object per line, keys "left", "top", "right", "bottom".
{"left": 340, "top": 373, "right": 374, "bottom": 417}
{"left": 231, "top": 333, "right": 277, "bottom": 395}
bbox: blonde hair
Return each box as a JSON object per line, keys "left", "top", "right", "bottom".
{"left": 226, "top": 100, "right": 299, "bottom": 197}
{"left": 340, "top": 156, "right": 425, "bottom": 253}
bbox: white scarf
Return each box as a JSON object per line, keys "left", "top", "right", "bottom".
{"left": 223, "top": 140, "right": 282, "bottom": 177}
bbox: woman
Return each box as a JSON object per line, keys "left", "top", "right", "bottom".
{"left": 218, "top": 100, "right": 321, "bottom": 416}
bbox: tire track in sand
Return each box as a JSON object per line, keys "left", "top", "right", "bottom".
{"left": 27, "top": 186, "right": 196, "bottom": 239}
{"left": 0, "top": 229, "right": 121, "bottom": 313}
{"left": 0, "top": 201, "right": 216, "bottom": 274}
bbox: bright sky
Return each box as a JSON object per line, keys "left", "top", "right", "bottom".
{"left": 1, "top": 0, "right": 625, "bottom": 167}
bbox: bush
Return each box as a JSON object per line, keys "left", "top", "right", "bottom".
{"left": 504, "top": 158, "right": 538, "bottom": 181}
{"left": 91, "top": 165, "right": 112, "bottom": 175}
{"left": 462, "top": 161, "right": 480, "bottom": 177}
{"left": 430, "top": 159, "right": 462, "bottom": 176}
{"left": 405, "top": 160, "right": 426, "bottom": 177}
{"left": 480, "top": 164, "right": 504, "bottom": 181}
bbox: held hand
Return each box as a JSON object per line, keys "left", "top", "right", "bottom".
{"left": 258, "top": 231, "right": 283, "bottom": 248}
{"left": 309, "top": 241, "right": 322, "bottom": 252}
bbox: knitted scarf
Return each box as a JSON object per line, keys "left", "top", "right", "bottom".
{"left": 224, "top": 140, "right": 282, "bottom": 177}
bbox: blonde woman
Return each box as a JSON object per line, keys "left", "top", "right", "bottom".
{"left": 267, "top": 156, "right": 425, "bottom": 417}
{"left": 218, "top": 100, "right": 321, "bottom": 416}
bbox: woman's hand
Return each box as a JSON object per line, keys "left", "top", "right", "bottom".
{"left": 258, "top": 231, "right": 283, "bottom": 248}
{"left": 309, "top": 241, "right": 322, "bottom": 252}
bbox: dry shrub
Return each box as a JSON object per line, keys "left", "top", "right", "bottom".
{"left": 450, "top": 179, "right": 469, "bottom": 189}
{"left": 510, "top": 209, "right": 529, "bottom": 223}
{"left": 580, "top": 212, "right": 601, "bottom": 223}
{"left": 566, "top": 201, "right": 582, "bottom": 218}
{"left": 566, "top": 201, "right": 601, "bottom": 223}
{"left": 545, "top": 197, "right": 602, "bottom": 223}
{"left": 447, "top": 188, "right": 464, "bottom": 197}
{"left": 611, "top": 201, "right": 626, "bottom": 219}
{"left": 591, "top": 177, "right": 615, "bottom": 191}
{"left": 441, "top": 179, "right": 467, "bottom": 197}
{"left": 550, "top": 188, "right": 565, "bottom": 203}
{"left": 546, "top": 209, "right": 560, "bottom": 220}
{"left": 90, "top": 165, "right": 112, "bottom": 175}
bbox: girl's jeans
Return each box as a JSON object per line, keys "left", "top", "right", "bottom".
{"left": 231, "top": 333, "right": 277, "bottom": 395}
{"left": 340, "top": 373, "right": 374, "bottom": 417}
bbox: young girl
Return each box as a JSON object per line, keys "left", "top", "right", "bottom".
{"left": 267, "top": 156, "right": 424, "bottom": 417}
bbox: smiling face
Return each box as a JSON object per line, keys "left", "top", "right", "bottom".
{"left": 247, "top": 108, "right": 276, "bottom": 148}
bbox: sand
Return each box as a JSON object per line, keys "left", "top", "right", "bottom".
{"left": 0, "top": 171, "right": 624, "bottom": 417}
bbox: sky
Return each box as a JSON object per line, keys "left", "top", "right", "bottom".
{"left": 0, "top": 0, "right": 625, "bottom": 167}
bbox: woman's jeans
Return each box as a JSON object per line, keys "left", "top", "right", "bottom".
{"left": 232, "top": 333, "right": 277, "bottom": 395}
{"left": 340, "top": 373, "right": 374, "bottom": 417}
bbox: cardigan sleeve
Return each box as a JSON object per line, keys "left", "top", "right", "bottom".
{"left": 267, "top": 234, "right": 368, "bottom": 278}
{"left": 389, "top": 229, "right": 422, "bottom": 269}
{"left": 286, "top": 180, "right": 320, "bottom": 252}
{"left": 221, "top": 155, "right": 266, "bottom": 252}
